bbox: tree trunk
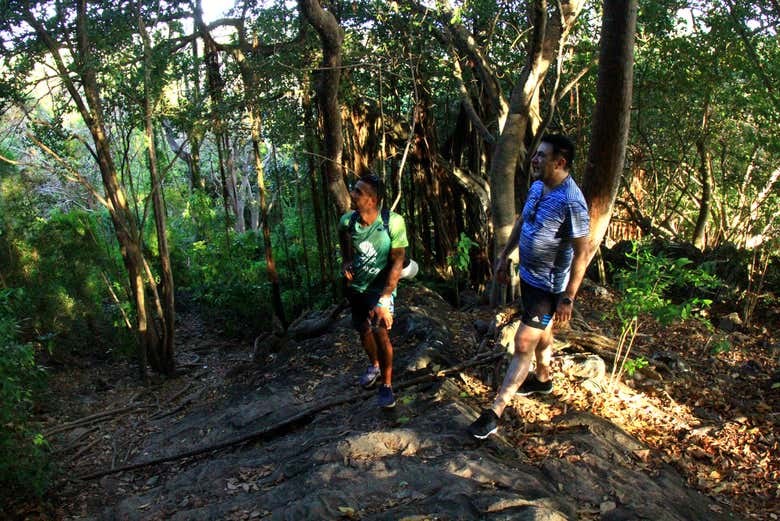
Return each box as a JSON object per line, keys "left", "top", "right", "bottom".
{"left": 411, "top": 90, "right": 457, "bottom": 271}
{"left": 582, "top": 0, "right": 638, "bottom": 259}
{"left": 489, "top": 0, "right": 583, "bottom": 304}
{"left": 249, "top": 107, "right": 288, "bottom": 329}
{"left": 294, "top": 162, "right": 313, "bottom": 304}
{"left": 199, "top": 25, "right": 235, "bottom": 238}
{"left": 140, "top": 15, "right": 175, "bottom": 375}
{"left": 227, "top": 40, "right": 289, "bottom": 329}
{"left": 299, "top": 0, "right": 351, "bottom": 214}
{"left": 303, "top": 83, "right": 329, "bottom": 285}
{"left": 692, "top": 100, "right": 712, "bottom": 250}
{"left": 24, "top": 2, "right": 171, "bottom": 377}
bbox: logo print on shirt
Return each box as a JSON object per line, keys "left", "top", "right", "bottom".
{"left": 357, "top": 241, "right": 381, "bottom": 276}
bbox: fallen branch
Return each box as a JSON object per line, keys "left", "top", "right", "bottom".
{"left": 149, "top": 386, "right": 206, "bottom": 421}
{"left": 77, "top": 350, "right": 505, "bottom": 481}
{"left": 52, "top": 426, "right": 100, "bottom": 455}
{"left": 71, "top": 436, "right": 103, "bottom": 462}
{"left": 558, "top": 330, "right": 617, "bottom": 363}
{"left": 45, "top": 406, "right": 141, "bottom": 438}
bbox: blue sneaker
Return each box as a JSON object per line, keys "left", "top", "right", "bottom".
{"left": 359, "top": 365, "right": 381, "bottom": 389}
{"left": 377, "top": 385, "right": 396, "bottom": 408}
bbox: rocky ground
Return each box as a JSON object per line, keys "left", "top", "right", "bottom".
{"left": 16, "top": 281, "right": 779, "bottom": 520}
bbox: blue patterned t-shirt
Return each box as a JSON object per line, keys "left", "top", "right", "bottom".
{"left": 518, "top": 176, "right": 590, "bottom": 293}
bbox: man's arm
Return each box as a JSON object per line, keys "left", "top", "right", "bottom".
{"left": 495, "top": 216, "right": 523, "bottom": 284}
{"left": 555, "top": 235, "right": 591, "bottom": 323}
{"left": 373, "top": 247, "right": 405, "bottom": 329}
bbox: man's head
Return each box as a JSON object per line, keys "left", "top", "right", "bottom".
{"left": 531, "top": 134, "right": 575, "bottom": 183}
{"left": 350, "top": 173, "right": 383, "bottom": 211}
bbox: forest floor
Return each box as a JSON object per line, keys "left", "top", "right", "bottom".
{"left": 11, "top": 280, "right": 780, "bottom": 520}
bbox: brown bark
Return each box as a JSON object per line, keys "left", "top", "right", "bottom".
{"left": 228, "top": 38, "right": 288, "bottom": 329}
{"left": 23, "top": 2, "right": 169, "bottom": 377}
{"left": 303, "top": 81, "right": 329, "bottom": 284}
{"left": 582, "top": 0, "right": 638, "bottom": 260}
{"left": 345, "top": 100, "right": 380, "bottom": 178}
{"left": 411, "top": 89, "right": 457, "bottom": 270}
{"left": 248, "top": 107, "right": 288, "bottom": 329}
{"left": 693, "top": 127, "right": 713, "bottom": 250}
{"left": 140, "top": 14, "right": 175, "bottom": 375}
{"left": 299, "top": 0, "right": 351, "bottom": 214}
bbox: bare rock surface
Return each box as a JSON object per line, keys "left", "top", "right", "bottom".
{"left": 74, "top": 285, "right": 740, "bottom": 520}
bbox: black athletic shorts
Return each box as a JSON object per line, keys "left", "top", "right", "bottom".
{"left": 520, "top": 280, "right": 562, "bottom": 330}
{"left": 345, "top": 287, "right": 395, "bottom": 331}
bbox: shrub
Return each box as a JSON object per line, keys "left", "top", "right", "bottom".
{"left": 610, "top": 241, "right": 721, "bottom": 387}
{"left": 0, "top": 289, "right": 51, "bottom": 503}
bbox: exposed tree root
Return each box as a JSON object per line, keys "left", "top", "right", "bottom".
{"left": 76, "top": 350, "right": 505, "bottom": 481}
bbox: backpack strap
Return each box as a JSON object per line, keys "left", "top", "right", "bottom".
{"left": 381, "top": 207, "right": 391, "bottom": 238}
{"left": 348, "top": 210, "right": 360, "bottom": 232}
{"left": 349, "top": 208, "right": 393, "bottom": 241}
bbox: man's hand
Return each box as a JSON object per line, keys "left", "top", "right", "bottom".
{"left": 555, "top": 298, "right": 573, "bottom": 323}
{"left": 494, "top": 256, "right": 509, "bottom": 285}
{"left": 342, "top": 262, "right": 354, "bottom": 284}
{"left": 371, "top": 304, "right": 393, "bottom": 330}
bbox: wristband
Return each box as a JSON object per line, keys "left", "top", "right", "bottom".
{"left": 376, "top": 296, "right": 391, "bottom": 308}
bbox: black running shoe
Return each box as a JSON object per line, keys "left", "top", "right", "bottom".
{"left": 516, "top": 372, "right": 553, "bottom": 396}
{"left": 468, "top": 409, "right": 499, "bottom": 439}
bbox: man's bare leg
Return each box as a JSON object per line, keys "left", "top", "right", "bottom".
{"left": 491, "top": 320, "right": 554, "bottom": 417}
{"left": 534, "top": 326, "right": 554, "bottom": 382}
{"left": 360, "top": 327, "right": 379, "bottom": 369}
{"left": 373, "top": 326, "right": 393, "bottom": 386}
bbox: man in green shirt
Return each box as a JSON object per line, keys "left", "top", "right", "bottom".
{"left": 338, "top": 174, "right": 409, "bottom": 409}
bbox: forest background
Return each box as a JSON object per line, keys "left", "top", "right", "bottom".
{"left": 0, "top": 0, "right": 778, "bottom": 508}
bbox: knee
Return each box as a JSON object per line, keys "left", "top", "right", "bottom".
{"left": 513, "top": 334, "right": 536, "bottom": 355}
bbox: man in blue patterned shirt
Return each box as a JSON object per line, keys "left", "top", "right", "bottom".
{"left": 469, "top": 134, "right": 591, "bottom": 439}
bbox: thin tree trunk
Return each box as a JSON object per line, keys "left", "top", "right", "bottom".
{"left": 294, "top": 163, "right": 313, "bottom": 305}
{"left": 693, "top": 141, "right": 713, "bottom": 250}
{"left": 140, "top": 14, "right": 175, "bottom": 375}
{"left": 303, "top": 86, "right": 329, "bottom": 285}
{"left": 248, "top": 107, "right": 288, "bottom": 329}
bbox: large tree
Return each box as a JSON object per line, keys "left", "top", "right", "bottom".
{"left": 582, "top": 0, "right": 638, "bottom": 257}
{"left": 2, "top": 0, "right": 187, "bottom": 376}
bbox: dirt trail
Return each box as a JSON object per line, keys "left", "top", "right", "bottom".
{"left": 46, "top": 285, "right": 745, "bottom": 520}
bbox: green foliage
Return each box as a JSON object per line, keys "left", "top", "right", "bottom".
{"left": 446, "top": 233, "right": 477, "bottom": 307}
{"left": 610, "top": 241, "right": 721, "bottom": 387}
{"left": 613, "top": 242, "right": 720, "bottom": 326}
{"left": 1, "top": 208, "right": 132, "bottom": 352}
{"left": 0, "top": 289, "right": 51, "bottom": 502}
{"left": 173, "top": 230, "right": 272, "bottom": 335}
{"left": 623, "top": 356, "right": 649, "bottom": 377}
{"left": 629, "top": 1, "right": 780, "bottom": 248}
{"left": 169, "top": 188, "right": 330, "bottom": 335}
{"left": 709, "top": 336, "right": 731, "bottom": 355}
{"left": 1, "top": 158, "right": 133, "bottom": 353}
{"left": 447, "top": 233, "right": 478, "bottom": 273}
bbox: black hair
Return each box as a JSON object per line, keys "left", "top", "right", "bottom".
{"left": 359, "top": 173, "right": 384, "bottom": 206}
{"left": 541, "top": 134, "right": 576, "bottom": 171}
